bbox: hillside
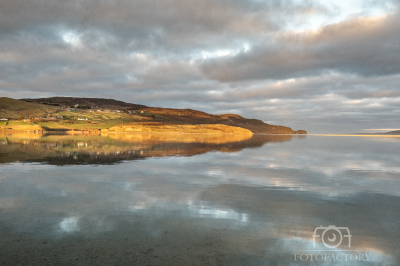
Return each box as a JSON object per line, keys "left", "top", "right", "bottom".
{"left": 1, "top": 97, "right": 307, "bottom": 134}
{"left": 383, "top": 130, "right": 400, "bottom": 135}
{"left": 22, "top": 97, "right": 146, "bottom": 110}
{"left": 102, "top": 124, "right": 253, "bottom": 134}
{"left": 0, "top": 97, "right": 58, "bottom": 119}
{"left": 355, "top": 130, "right": 400, "bottom": 135}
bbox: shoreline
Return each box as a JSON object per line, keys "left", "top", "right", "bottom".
{"left": 2, "top": 129, "right": 399, "bottom": 137}
{"left": 308, "top": 134, "right": 400, "bottom": 137}
{"left": 0, "top": 130, "right": 308, "bottom": 135}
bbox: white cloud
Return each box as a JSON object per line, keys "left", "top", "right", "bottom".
{"left": 61, "top": 31, "right": 82, "bottom": 48}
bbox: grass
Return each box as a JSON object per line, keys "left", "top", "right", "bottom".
{"left": 0, "top": 121, "right": 43, "bottom": 131}
{"left": 58, "top": 111, "right": 93, "bottom": 120}
{"left": 35, "top": 121, "right": 70, "bottom": 130}
{"left": 59, "top": 119, "right": 132, "bottom": 130}
{"left": 0, "top": 97, "right": 58, "bottom": 119}
{"left": 58, "top": 110, "right": 135, "bottom": 122}
{"left": 7, "top": 121, "right": 36, "bottom": 126}
{"left": 61, "top": 122, "right": 102, "bottom": 130}
{"left": 1, "top": 103, "right": 150, "bottom": 131}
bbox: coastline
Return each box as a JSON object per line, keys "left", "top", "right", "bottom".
{"left": 308, "top": 134, "right": 400, "bottom": 137}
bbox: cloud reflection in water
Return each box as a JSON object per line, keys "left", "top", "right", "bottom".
{"left": 0, "top": 134, "right": 399, "bottom": 265}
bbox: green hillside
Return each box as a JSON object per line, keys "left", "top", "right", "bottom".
{"left": 0, "top": 97, "right": 58, "bottom": 119}
{"left": 0, "top": 97, "right": 307, "bottom": 134}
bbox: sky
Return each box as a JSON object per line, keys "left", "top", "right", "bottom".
{"left": 0, "top": 0, "right": 399, "bottom": 133}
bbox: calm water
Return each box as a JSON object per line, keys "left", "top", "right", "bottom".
{"left": 0, "top": 133, "right": 399, "bottom": 266}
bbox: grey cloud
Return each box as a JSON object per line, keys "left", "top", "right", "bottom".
{"left": 201, "top": 14, "right": 400, "bottom": 81}
{"left": 1, "top": 0, "right": 399, "bottom": 133}
{"left": 0, "top": 0, "right": 274, "bottom": 47}
{"left": 225, "top": 73, "right": 400, "bottom": 101}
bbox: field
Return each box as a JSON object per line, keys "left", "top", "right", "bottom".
{"left": 6, "top": 121, "right": 36, "bottom": 127}
{"left": 0, "top": 113, "right": 145, "bottom": 131}
{"left": 0, "top": 121, "right": 43, "bottom": 131}
{"left": 35, "top": 122, "right": 71, "bottom": 130}
{"left": 0, "top": 99, "right": 149, "bottom": 131}
{"left": 1, "top": 97, "right": 307, "bottom": 134}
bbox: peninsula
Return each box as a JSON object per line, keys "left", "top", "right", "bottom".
{"left": 0, "top": 97, "right": 307, "bottom": 134}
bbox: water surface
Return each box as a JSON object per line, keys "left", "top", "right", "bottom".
{"left": 0, "top": 133, "right": 399, "bottom": 265}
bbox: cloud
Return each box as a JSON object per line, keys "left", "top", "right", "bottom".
{"left": 0, "top": 0, "right": 399, "bottom": 133}
{"left": 0, "top": 0, "right": 274, "bottom": 47}
{"left": 201, "top": 14, "right": 400, "bottom": 81}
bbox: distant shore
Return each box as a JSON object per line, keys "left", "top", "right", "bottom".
{"left": 308, "top": 134, "right": 400, "bottom": 137}
{"left": 0, "top": 97, "right": 307, "bottom": 134}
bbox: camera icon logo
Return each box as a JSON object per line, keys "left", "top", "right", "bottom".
{"left": 312, "top": 225, "right": 352, "bottom": 249}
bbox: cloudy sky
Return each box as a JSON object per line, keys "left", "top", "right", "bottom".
{"left": 1, "top": 0, "right": 399, "bottom": 133}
